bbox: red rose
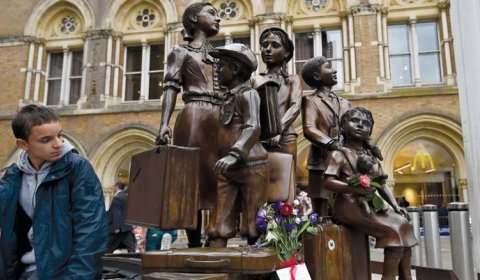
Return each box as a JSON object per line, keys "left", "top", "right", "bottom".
{"left": 280, "top": 203, "right": 294, "bottom": 216}
{"left": 359, "top": 175, "right": 371, "bottom": 188}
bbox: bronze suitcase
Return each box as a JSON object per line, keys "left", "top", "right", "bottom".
{"left": 142, "top": 247, "right": 277, "bottom": 276}
{"left": 126, "top": 145, "right": 200, "bottom": 230}
{"left": 266, "top": 152, "right": 295, "bottom": 203}
{"left": 303, "top": 223, "right": 370, "bottom": 280}
{"left": 257, "top": 80, "right": 282, "bottom": 139}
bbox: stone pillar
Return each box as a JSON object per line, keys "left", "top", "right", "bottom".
{"left": 225, "top": 32, "right": 233, "bottom": 44}
{"left": 80, "top": 30, "right": 113, "bottom": 109}
{"left": 112, "top": 33, "right": 122, "bottom": 102}
{"left": 450, "top": 0, "right": 480, "bottom": 271}
{"left": 313, "top": 25, "right": 322, "bottom": 57}
{"left": 33, "top": 40, "right": 44, "bottom": 102}
{"left": 341, "top": 11, "right": 351, "bottom": 90}
{"left": 24, "top": 39, "right": 36, "bottom": 101}
{"left": 348, "top": 11, "right": 357, "bottom": 82}
{"left": 377, "top": 10, "right": 385, "bottom": 80}
{"left": 409, "top": 17, "right": 422, "bottom": 86}
{"left": 382, "top": 8, "right": 391, "bottom": 82}
{"left": 104, "top": 34, "right": 113, "bottom": 103}
{"left": 58, "top": 46, "right": 69, "bottom": 107}
{"left": 286, "top": 16, "right": 294, "bottom": 74}
{"left": 439, "top": 1, "right": 454, "bottom": 85}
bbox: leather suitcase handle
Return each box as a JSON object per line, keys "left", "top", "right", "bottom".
{"left": 184, "top": 258, "right": 231, "bottom": 268}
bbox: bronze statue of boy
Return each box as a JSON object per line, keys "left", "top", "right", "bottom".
{"left": 206, "top": 43, "right": 268, "bottom": 247}
{"left": 301, "top": 56, "right": 351, "bottom": 216}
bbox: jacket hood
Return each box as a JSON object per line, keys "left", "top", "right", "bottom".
{"left": 16, "top": 139, "right": 74, "bottom": 175}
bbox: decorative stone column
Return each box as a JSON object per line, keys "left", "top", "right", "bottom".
{"left": 112, "top": 32, "right": 123, "bottom": 103}
{"left": 23, "top": 38, "right": 36, "bottom": 102}
{"left": 340, "top": 11, "right": 351, "bottom": 91}
{"left": 80, "top": 29, "right": 113, "bottom": 109}
{"left": 313, "top": 25, "right": 322, "bottom": 57}
{"left": 33, "top": 38, "right": 45, "bottom": 103}
{"left": 409, "top": 17, "right": 422, "bottom": 86}
{"left": 439, "top": 1, "right": 454, "bottom": 85}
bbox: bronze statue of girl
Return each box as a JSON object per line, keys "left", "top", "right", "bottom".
{"left": 253, "top": 27, "right": 302, "bottom": 162}
{"left": 324, "top": 107, "right": 417, "bottom": 280}
{"left": 156, "top": 2, "right": 221, "bottom": 248}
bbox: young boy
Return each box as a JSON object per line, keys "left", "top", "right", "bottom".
{"left": 206, "top": 44, "right": 268, "bottom": 247}
{"left": 301, "top": 56, "right": 351, "bottom": 216}
{"left": 0, "top": 105, "right": 107, "bottom": 280}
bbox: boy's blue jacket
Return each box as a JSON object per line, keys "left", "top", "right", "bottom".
{"left": 0, "top": 150, "right": 107, "bottom": 280}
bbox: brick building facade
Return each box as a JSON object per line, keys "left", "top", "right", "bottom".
{"left": 0, "top": 0, "right": 464, "bottom": 207}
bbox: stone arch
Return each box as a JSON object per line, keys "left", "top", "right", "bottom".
{"left": 375, "top": 113, "right": 466, "bottom": 185}
{"left": 24, "top": 0, "right": 94, "bottom": 37}
{"left": 89, "top": 125, "right": 156, "bottom": 200}
{"left": 103, "top": 0, "right": 177, "bottom": 30}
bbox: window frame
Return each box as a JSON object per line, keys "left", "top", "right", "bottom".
{"left": 44, "top": 49, "right": 84, "bottom": 106}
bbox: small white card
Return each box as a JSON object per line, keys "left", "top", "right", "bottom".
{"left": 276, "top": 263, "right": 312, "bottom": 280}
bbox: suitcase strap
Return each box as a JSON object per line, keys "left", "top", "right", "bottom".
{"left": 184, "top": 258, "right": 231, "bottom": 269}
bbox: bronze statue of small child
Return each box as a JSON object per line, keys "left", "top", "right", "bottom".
{"left": 206, "top": 44, "right": 268, "bottom": 247}
{"left": 324, "top": 107, "right": 417, "bottom": 280}
{"left": 301, "top": 56, "right": 351, "bottom": 216}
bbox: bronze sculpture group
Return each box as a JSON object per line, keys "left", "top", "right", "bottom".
{"left": 151, "top": 2, "right": 417, "bottom": 279}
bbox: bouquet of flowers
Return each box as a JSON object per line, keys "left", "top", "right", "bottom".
{"left": 255, "top": 192, "right": 319, "bottom": 267}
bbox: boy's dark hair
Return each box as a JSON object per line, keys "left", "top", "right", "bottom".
{"left": 12, "top": 104, "right": 59, "bottom": 140}
{"left": 223, "top": 56, "right": 252, "bottom": 83}
{"left": 301, "top": 56, "right": 328, "bottom": 88}
{"left": 114, "top": 180, "right": 126, "bottom": 190}
{"left": 182, "top": 2, "right": 215, "bottom": 41}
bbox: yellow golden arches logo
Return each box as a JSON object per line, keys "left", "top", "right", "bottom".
{"left": 411, "top": 151, "right": 435, "bottom": 171}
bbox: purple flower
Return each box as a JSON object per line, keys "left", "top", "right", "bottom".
{"left": 309, "top": 213, "right": 319, "bottom": 225}
{"left": 272, "top": 200, "right": 283, "bottom": 211}
{"left": 257, "top": 221, "right": 267, "bottom": 232}
{"left": 275, "top": 214, "right": 282, "bottom": 223}
{"left": 251, "top": 242, "right": 262, "bottom": 249}
{"left": 284, "top": 221, "right": 295, "bottom": 232}
{"left": 257, "top": 208, "right": 267, "bottom": 218}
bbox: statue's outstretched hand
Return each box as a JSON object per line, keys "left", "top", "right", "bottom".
{"left": 214, "top": 155, "right": 239, "bottom": 174}
{"left": 156, "top": 125, "right": 172, "bottom": 145}
{"left": 394, "top": 206, "right": 410, "bottom": 220}
{"left": 266, "top": 135, "right": 281, "bottom": 148}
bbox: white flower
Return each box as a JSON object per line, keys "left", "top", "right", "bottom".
{"left": 295, "top": 217, "right": 302, "bottom": 224}
{"left": 292, "top": 208, "right": 299, "bottom": 215}
{"left": 293, "top": 199, "right": 300, "bottom": 206}
{"left": 266, "top": 230, "right": 278, "bottom": 241}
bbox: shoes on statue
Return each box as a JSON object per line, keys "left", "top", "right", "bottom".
{"left": 160, "top": 233, "right": 172, "bottom": 250}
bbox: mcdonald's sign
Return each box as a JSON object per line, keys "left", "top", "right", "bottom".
{"left": 411, "top": 151, "right": 435, "bottom": 171}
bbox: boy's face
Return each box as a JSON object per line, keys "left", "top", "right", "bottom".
{"left": 313, "top": 61, "right": 337, "bottom": 87}
{"left": 217, "top": 58, "right": 236, "bottom": 88}
{"left": 16, "top": 121, "right": 64, "bottom": 169}
{"left": 344, "top": 111, "right": 372, "bottom": 142}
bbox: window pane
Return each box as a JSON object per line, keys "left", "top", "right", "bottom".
{"left": 149, "top": 44, "right": 165, "bottom": 71}
{"left": 47, "top": 80, "right": 61, "bottom": 105}
{"left": 71, "top": 51, "right": 83, "bottom": 76}
{"left": 295, "top": 32, "right": 314, "bottom": 61}
{"left": 49, "top": 53, "right": 63, "bottom": 78}
{"left": 417, "top": 22, "right": 439, "bottom": 52}
{"left": 125, "top": 73, "right": 141, "bottom": 101}
{"left": 69, "top": 78, "right": 81, "bottom": 104}
{"left": 390, "top": 55, "right": 412, "bottom": 86}
{"left": 126, "top": 46, "right": 142, "bottom": 72}
{"left": 323, "top": 30, "right": 342, "bottom": 59}
{"left": 149, "top": 72, "right": 164, "bottom": 100}
{"left": 419, "top": 53, "right": 441, "bottom": 84}
{"left": 331, "top": 60, "right": 344, "bottom": 90}
{"left": 232, "top": 36, "right": 250, "bottom": 48}
{"left": 388, "top": 25, "right": 410, "bottom": 54}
